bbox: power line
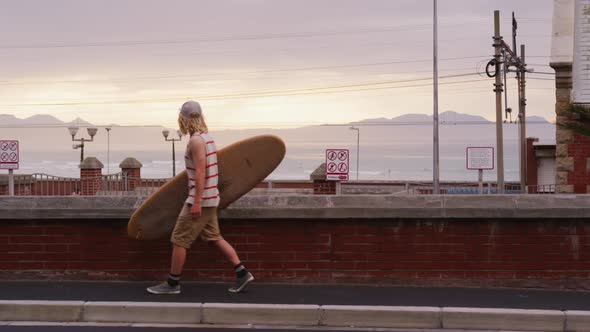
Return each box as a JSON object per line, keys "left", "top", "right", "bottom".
{"left": 0, "top": 74, "right": 483, "bottom": 107}
{"left": 0, "top": 124, "right": 163, "bottom": 129}
{"left": 0, "top": 121, "right": 555, "bottom": 129}
{"left": 0, "top": 56, "right": 490, "bottom": 86}
{"left": 528, "top": 71, "right": 555, "bottom": 75}
{"left": 0, "top": 19, "right": 550, "bottom": 50}
{"left": 0, "top": 24, "right": 480, "bottom": 50}
{"left": 528, "top": 77, "right": 555, "bottom": 81}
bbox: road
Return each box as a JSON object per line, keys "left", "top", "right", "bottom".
{"left": 2, "top": 281, "right": 590, "bottom": 310}
{"left": 0, "top": 326, "right": 501, "bottom": 332}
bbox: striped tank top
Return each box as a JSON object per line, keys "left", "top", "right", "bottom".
{"left": 185, "top": 132, "right": 220, "bottom": 207}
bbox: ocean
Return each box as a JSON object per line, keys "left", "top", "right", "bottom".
{"left": 0, "top": 123, "right": 555, "bottom": 182}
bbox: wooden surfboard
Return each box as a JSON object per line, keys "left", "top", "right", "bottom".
{"left": 128, "top": 135, "right": 286, "bottom": 240}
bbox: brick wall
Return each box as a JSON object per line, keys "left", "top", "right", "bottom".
{"left": 568, "top": 133, "right": 590, "bottom": 193}
{"left": 122, "top": 168, "right": 141, "bottom": 191}
{"left": 313, "top": 181, "right": 336, "bottom": 195}
{"left": 2, "top": 218, "right": 590, "bottom": 288}
{"left": 80, "top": 169, "right": 102, "bottom": 196}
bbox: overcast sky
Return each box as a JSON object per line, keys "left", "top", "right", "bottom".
{"left": 0, "top": 0, "right": 555, "bottom": 128}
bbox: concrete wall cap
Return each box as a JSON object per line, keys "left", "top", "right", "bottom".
{"left": 79, "top": 157, "right": 104, "bottom": 169}
{"left": 119, "top": 157, "right": 143, "bottom": 169}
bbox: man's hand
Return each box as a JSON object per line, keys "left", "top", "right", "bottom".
{"left": 191, "top": 202, "right": 202, "bottom": 219}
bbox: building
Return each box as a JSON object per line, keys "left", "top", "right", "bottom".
{"left": 551, "top": 0, "right": 590, "bottom": 193}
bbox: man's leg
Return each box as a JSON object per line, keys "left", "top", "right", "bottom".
{"left": 148, "top": 204, "right": 204, "bottom": 295}
{"left": 171, "top": 244, "right": 187, "bottom": 274}
{"left": 213, "top": 239, "right": 240, "bottom": 266}
{"left": 203, "top": 209, "right": 254, "bottom": 293}
{"left": 210, "top": 239, "right": 254, "bottom": 293}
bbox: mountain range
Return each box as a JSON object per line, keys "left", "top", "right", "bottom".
{"left": 0, "top": 111, "right": 556, "bottom": 180}
{"left": 1, "top": 111, "right": 551, "bottom": 128}
{"left": 0, "top": 114, "right": 96, "bottom": 127}
{"left": 356, "top": 111, "right": 551, "bottom": 124}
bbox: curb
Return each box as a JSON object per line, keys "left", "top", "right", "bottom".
{"left": 0, "top": 301, "right": 588, "bottom": 331}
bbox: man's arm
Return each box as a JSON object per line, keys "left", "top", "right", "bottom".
{"left": 189, "top": 136, "right": 207, "bottom": 219}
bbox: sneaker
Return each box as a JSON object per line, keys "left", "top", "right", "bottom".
{"left": 229, "top": 272, "right": 254, "bottom": 293}
{"left": 147, "top": 282, "right": 180, "bottom": 295}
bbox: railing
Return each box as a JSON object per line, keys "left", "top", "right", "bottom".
{"left": 1, "top": 173, "right": 81, "bottom": 196}
{"left": 96, "top": 174, "right": 169, "bottom": 196}
{"left": 407, "top": 183, "right": 556, "bottom": 195}
{"left": 0, "top": 174, "right": 558, "bottom": 197}
{"left": 0, "top": 173, "right": 169, "bottom": 197}
{"left": 526, "top": 184, "right": 556, "bottom": 194}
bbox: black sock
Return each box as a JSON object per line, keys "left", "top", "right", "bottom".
{"left": 167, "top": 273, "right": 180, "bottom": 287}
{"left": 234, "top": 263, "right": 248, "bottom": 278}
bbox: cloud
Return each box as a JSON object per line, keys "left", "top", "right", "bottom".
{"left": 0, "top": 0, "right": 555, "bottom": 126}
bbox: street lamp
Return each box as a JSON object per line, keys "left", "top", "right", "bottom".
{"left": 162, "top": 129, "right": 182, "bottom": 177}
{"left": 349, "top": 126, "right": 360, "bottom": 181}
{"left": 68, "top": 126, "right": 98, "bottom": 163}
{"left": 432, "top": 0, "right": 440, "bottom": 194}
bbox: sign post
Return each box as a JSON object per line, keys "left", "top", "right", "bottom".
{"left": 326, "top": 149, "right": 349, "bottom": 195}
{"left": 1, "top": 140, "right": 19, "bottom": 196}
{"left": 466, "top": 147, "right": 494, "bottom": 194}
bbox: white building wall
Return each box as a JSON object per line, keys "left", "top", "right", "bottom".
{"left": 551, "top": 0, "right": 575, "bottom": 63}
{"left": 573, "top": 0, "right": 590, "bottom": 103}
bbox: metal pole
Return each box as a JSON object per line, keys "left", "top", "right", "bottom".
{"left": 356, "top": 129, "right": 360, "bottom": 181}
{"left": 520, "top": 44, "right": 527, "bottom": 194}
{"left": 106, "top": 128, "right": 111, "bottom": 175}
{"left": 8, "top": 169, "right": 14, "bottom": 196}
{"left": 80, "top": 139, "right": 85, "bottom": 163}
{"left": 172, "top": 139, "right": 176, "bottom": 177}
{"left": 494, "top": 10, "right": 505, "bottom": 194}
{"left": 478, "top": 169, "right": 483, "bottom": 195}
{"left": 433, "top": 0, "right": 440, "bottom": 194}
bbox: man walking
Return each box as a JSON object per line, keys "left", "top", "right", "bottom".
{"left": 147, "top": 101, "right": 254, "bottom": 294}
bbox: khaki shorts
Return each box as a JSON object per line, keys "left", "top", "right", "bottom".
{"left": 170, "top": 204, "right": 223, "bottom": 249}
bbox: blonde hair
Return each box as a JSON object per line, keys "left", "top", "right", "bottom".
{"left": 178, "top": 113, "right": 208, "bottom": 136}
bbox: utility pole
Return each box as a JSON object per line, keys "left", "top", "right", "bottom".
{"left": 433, "top": 0, "right": 440, "bottom": 194}
{"left": 350, "top": 126, "right": 360, "bottom": 181}
{"left": 493, "top": 10, "right": 505, "bottom": 194}
{"left": 519, "top": 44, "right": 527, "bottom": 194}
{"left": 487, "top": 11, "right": 529, "bottom": 194}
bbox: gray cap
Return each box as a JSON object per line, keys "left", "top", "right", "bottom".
{"left": 180, "top": 101, "right": 202, "bottom": 119}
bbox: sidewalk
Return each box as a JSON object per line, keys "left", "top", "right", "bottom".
{"left": 2, "top": 281, "right": 590, "bottom": 310}
{"left": 2, "top": 281, "right": 590, "bottom": 331}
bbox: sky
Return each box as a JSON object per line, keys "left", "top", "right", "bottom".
{"left": 0, "top": 0, "right": 555, "bottom": 129}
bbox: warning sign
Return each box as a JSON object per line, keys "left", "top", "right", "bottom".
{"left": 326, "top": 148, "right": 349, "bottom": 181}
{"left": 466, "top": 147, "right": 494, "bottom": 170}
{"left": 0, "top": 140, "right": 19, "bottom": 170}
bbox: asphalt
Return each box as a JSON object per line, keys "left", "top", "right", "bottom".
{"left": 0, "top": 327, "right": 492, "bottom": 332}
{"left": 2, "top": 281, "right": 590, "bottom": 311}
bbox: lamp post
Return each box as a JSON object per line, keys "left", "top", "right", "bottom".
{"left": 432, "top": 0, "right": 440, "bottom": 194}
{"left": 349, "top": 126, "right": 360, "bottom": 181}
{"left": 162, "top": 129, "right": 182, "bottom": 177}
{"left": 105, "top": 127, "right": 112, "bottom": 175}
{"left": 68, "top": 126, "right": 98, "bottom": 163}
